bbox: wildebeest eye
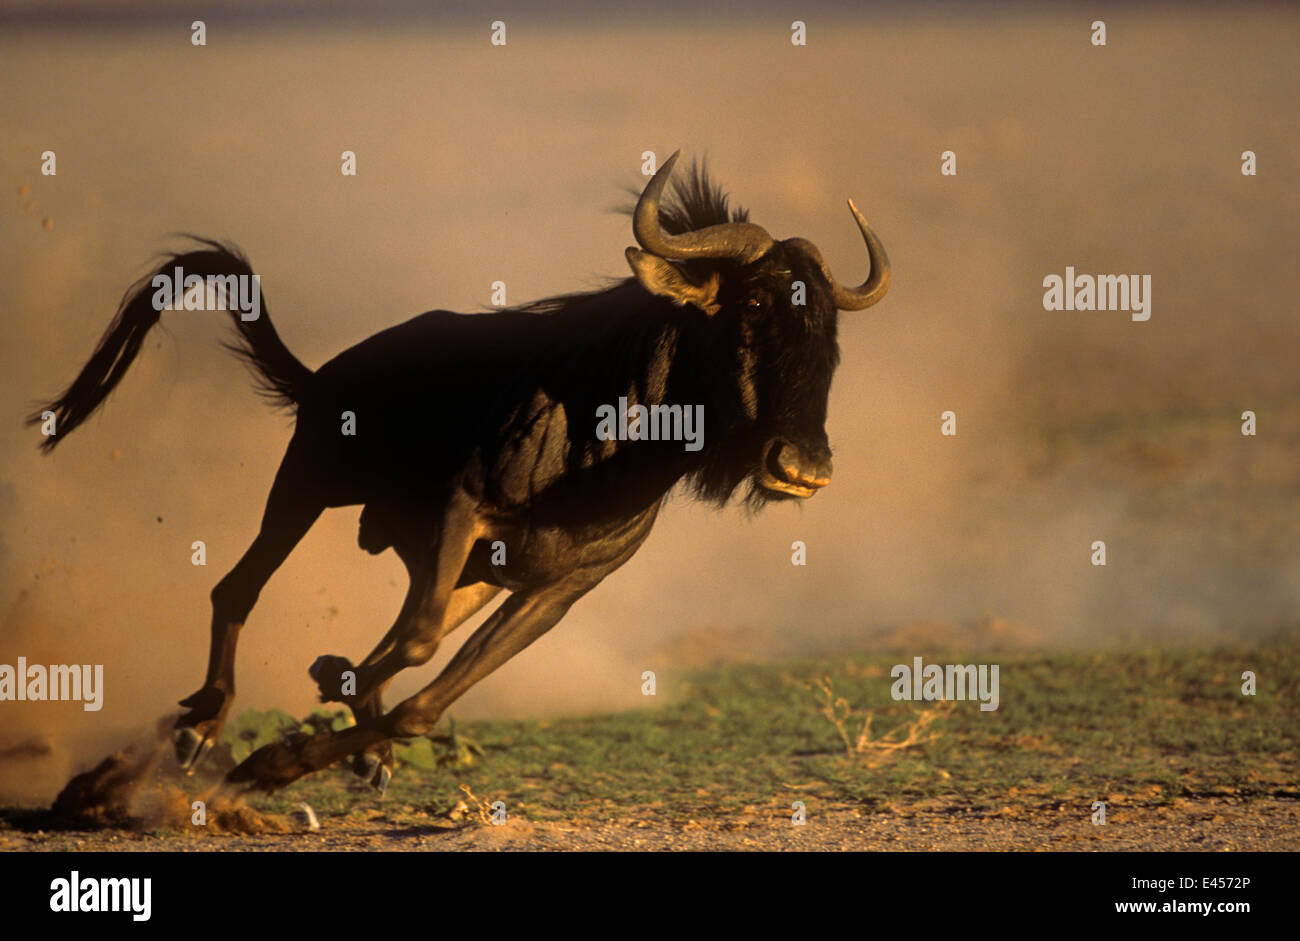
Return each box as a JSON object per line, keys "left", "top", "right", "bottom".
{"left": 746, "top": 297, "right": 762, "bottom": 309}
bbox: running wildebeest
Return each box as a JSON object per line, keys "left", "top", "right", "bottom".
{"left": 29, "top": 151, "right": 889, "bottom": 792}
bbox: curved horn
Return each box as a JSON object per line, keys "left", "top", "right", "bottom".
{"left": 633, "top": 150, "right": 775, "bottom": 263}
{"left": 787, "top": 200, "right": 891, "bottom": 311}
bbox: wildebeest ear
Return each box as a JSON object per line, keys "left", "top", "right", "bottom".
{"left": 625, "top": 248, "right": 721, "bottom": 316}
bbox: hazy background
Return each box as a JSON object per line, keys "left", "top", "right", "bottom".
{"left": 2, "top": 1, "right": 1297, "bottom": 801}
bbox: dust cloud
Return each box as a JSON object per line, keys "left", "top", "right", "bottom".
{"left": 1, "top": 6, "right": 1296, "bottom": 803}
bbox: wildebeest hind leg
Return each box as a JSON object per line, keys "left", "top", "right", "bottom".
{"left": 174, "top": 447, "right": 323, "bottom": 772}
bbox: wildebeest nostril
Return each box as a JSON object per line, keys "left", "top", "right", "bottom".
{"left": 774, "top": 442, "right": 832, "bottom": 486}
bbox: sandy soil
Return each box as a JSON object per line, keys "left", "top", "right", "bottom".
{"left": 5, "top": 797, "right": 1296, "bottom": 852}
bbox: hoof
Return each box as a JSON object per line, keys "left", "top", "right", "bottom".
{"left": 353, "top": 750, "right": 392, "bottom": 795}
{"left": 353, "top": 752, "right": 381, "bottom": 780}
{"left": 174, "top": 684, "right": 231, "bottom": 772}
{"left": 172, "top": 726, "right": 213, "bottom": 773}
{"left": 309, "top": 655, "right": 356, "bottom": 703}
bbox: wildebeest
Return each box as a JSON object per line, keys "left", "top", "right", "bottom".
{"left": 29, "top": 151, "right": 889, "bottom": 792}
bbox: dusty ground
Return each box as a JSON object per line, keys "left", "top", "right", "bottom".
{"left": 5, "top": 639, "right": 1296, "bottom": 853}
{"left": 4, "top": 798, "right": 1296, "bottom": 852}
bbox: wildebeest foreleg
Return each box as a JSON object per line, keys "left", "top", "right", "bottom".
{"left": 385, "top": 582, "right": 589, "bottom": 737}
{"left": 174, "top": 449, "right": 323, "bottom": 771}
{"left": 327, "top": 580, "right": 504, "bottom": 709}
{"left": 227, "top": 583, "right": 586, "bottom": 793}
{"left": 322, "top": 581, "right": 502, "bottom": 790}
{"left": 305, "top": 490, "right": 489, "bottom": 789}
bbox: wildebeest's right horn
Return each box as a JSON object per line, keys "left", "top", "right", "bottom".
{"left": 828, "top": 200, "right": 890, "bottom": 310}
{"left": 634, "top": 150, "right": 775, "bottom": 263}
{"left": 786, "top": 202, "right": 891, "bottom": 311}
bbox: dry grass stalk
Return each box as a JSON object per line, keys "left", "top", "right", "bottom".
{"left": 457, "top": 783, "right": 495, "bottom": 826}
{"left": 812, "top": 676, "right": 956, "bottom": 757}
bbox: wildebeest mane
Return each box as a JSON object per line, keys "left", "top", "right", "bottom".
{"left": 507, "top": 156, "right": 747, "bottom": 320}
{"left": 653, "top": 156, "right": 750, "bottom": 234}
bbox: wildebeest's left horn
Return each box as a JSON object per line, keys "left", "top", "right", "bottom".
{"left": 787, "top": 201, "right": 891, "bottom": 311}
{"left": 634, "top": 150, "right": 775, "bottom": 263}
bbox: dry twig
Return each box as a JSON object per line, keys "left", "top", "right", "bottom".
{"left": 812, "top": 676, "right": 956, "bottom": 757}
